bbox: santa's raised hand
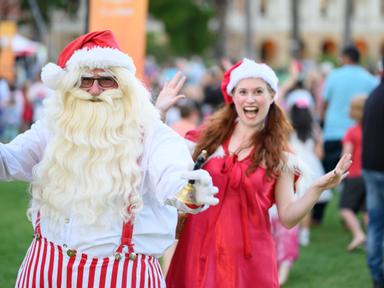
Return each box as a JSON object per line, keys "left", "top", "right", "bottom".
{"left": 156, "top": 71, "right": 186, "bottom": 119}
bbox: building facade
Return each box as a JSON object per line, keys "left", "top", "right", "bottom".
{"left": 225, "top": 0, "right": 384, "bottom": 68}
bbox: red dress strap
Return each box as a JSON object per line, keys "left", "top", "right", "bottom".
{"left": 220, "top": 137, "right": 255, "bottom": 258}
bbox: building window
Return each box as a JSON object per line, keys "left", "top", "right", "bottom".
{"left": 260, "top": 40, "right": 276, "bottom": 64}
{"left": 355, "top": 39, "right": 368, "bottom": 56}
{"left": 319, "top": 40, "right": 338, "bottom": 66}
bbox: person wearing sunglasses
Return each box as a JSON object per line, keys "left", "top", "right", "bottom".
{"left": 79, "top": 74, "right": 118, "bottom": 90}
{"left": 0, "top": 30, "right": 219, "bottom": 287}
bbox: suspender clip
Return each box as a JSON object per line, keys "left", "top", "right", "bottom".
{"left": 114, "top": 252, "right": 122, "bottom": 261}
{"left": 67, "top": 249, "right": 76, "bottom": 257}
{"left": 129, "top": 252, "right": 137, "bottom": 261}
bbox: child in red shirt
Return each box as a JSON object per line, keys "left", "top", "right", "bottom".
{"left": 340, "top": 95, "right": 368, "bottom": 251}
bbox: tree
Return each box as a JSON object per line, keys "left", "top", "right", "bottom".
{"left": 212, "top": 0, "right": 228, "bottom": 59}
{"left": 20, "top": 0, "right": 79, "bottom": 23}
{"left": 290, "top": 0, "right": 300, "bottom": 58}
{"left": 149, "top": 0, "right": 215, "bottom": 57}
{"left": 19, "top": 0, "right": 79, "bottom": 41}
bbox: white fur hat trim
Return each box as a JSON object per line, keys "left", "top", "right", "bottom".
{"left": 41, "top": 47, "right": 136, "bottom": 90}
{"left": 226, "top": 58, "right": 279, "bottom": 97}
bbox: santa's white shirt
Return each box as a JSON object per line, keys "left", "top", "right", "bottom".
{"left": 0, "top": 119, "right": 193, "bottom": 258}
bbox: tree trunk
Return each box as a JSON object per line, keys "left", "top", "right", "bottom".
{"left": 213, "top": 0, "right": 228, "bottom": 59}
{"left": 343, "top": 0, "right": 353, "bottom": 47}
{"left": 290, "top": 0, "right": 300, "bottom": 58}
{"left": 244, "top": 0, "right": 253, "bottom": 58}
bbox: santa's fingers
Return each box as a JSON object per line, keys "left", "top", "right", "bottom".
{"left": 168, "top": 71, "right": 186, "bottom": 89}
{"left": 174, "top": 75, "right": 187, "bottom": 92}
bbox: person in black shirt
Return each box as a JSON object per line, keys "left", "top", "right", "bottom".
{"left": 362, "top": 58, "right": 384, "bottom": 288}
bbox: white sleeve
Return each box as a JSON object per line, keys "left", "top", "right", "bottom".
{"left": 0, "top": 120, "right": 48, "bottom": 182}
{"left": 184, "top": 138, "right": 196, "bottom": 155}
{"left": 146, "top": 121, "right": 194, "bottom": 204}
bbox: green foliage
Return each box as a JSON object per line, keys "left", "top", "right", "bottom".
{"left": 149, "top": 0, "right": 215, "bottom": 57}
{"left": 20, "top": 0, "right": 78, "bottom": 24}
{"left": 146, "top": 31, "right": 174, "bottom": 64}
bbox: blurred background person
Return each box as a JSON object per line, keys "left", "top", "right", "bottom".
{"left": 287, "top": 96, "right": 331, "bottom": 245}
{"left": 19, "top": 81, "right": 33, "bottom": 133}
{"left": 0, "top": 77, "right": 11, "bottom": 139}
{"left": 320, "top": 45, "right": 378, "bottom": 224}
{"left": 362, "top": 58, "right": 384, "bottom": 288}
{"left": 170, "top": 99, "right": 201, "bottom": 137}
{"left": 201, "top": 64, "right": 225, "bottom": 117}
{"left": 0, "top": 84, "right": 23, "bottom": 143}
{"left": 340, "top": 95, "right": 368, "bottom": 252}
{"left": 269, "top": 203, "right": 299, "bottom": 286}
{"left": 27, "top": 73, "right": 54, "bottom": 123}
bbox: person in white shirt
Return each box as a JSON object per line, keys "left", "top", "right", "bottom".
{"left": 0, "top": 77, "right": 11, "bottom": 137}
{"left": 0, "top": 30, "right": 218, "bottom": 288}
{"left": 27, "top": 75, "right": 54, "bottom": 122}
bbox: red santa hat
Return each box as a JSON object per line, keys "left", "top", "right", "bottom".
{"left": 221, "top": 58, "right": 279, "bottom": 104}
{"left": 41, "top": 30, "right": 136, "bottom": 90}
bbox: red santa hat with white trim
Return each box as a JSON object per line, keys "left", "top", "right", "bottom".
{"left": 221, "top": 58, "right": 279, "bottom": 104}
{"left": 41, "top": 30, "right": 136, "bottom": 90}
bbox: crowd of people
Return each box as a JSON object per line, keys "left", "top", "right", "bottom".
{"left": 0, "top": 30, "right": 383, "bottom": 288}
{"left": 0, "top": 75, "right": 54, "bottom": 143}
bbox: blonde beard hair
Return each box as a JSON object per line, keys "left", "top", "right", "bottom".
{"left": 29, "top": 67, "right": 159, "bottom": 229}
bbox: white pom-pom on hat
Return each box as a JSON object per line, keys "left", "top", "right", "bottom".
{"left": 40, "top": 63, "right": 66, "bottom": 90}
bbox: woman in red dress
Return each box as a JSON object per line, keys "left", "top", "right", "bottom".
{"left": 157, "top": 59, "right": 351, "bottom": 288}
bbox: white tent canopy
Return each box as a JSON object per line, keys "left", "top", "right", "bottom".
{"left": 12, "top": 34, "right": 39, "bottom": 57}
{"left": 0, "top": 33, "right": 39, "bottom": 57}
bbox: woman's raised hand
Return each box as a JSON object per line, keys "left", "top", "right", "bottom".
{"left": 312, "top": 153, "right": 352, "bottom": 191}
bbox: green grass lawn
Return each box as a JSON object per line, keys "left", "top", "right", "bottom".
{"left": 0, "top": 182, "right": 371, "bottom": 287}
{"left": 285, "top": 196, "right": 371, "bottom": 288}
{"left": 0, "top": 182, "right": 32, "bottom": 288}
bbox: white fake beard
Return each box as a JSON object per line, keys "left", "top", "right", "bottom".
{"left": 30, "top": 87, "right": 150, "bottom": 228}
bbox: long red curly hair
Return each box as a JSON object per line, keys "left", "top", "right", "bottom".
{"left": 193, "top": 100, "right": 292, "bottom": 179}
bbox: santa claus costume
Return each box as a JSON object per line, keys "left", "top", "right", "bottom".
{"left": 0, "top": 31, "right": 216, "bottom": 287}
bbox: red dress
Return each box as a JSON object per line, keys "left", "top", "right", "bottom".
{"left": 166, "top": 133, "right": 279, "bottom": 288}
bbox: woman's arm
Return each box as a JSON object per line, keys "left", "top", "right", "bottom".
{"left": 275, "top": 153, "right": 351, "bottom": 228}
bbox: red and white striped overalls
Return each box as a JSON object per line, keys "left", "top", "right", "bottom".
{"left": 15, "top": 213, "right": 166, "bottom": 287}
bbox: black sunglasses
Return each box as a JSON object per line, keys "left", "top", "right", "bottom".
{"left": 79, "top": 77, "right": 118, "bottom": 89}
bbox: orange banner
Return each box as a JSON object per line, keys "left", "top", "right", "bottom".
{"left": 0, "top": 21, "right": 16, "bottom": 83}
{"left": 88, "top": 0, "right": 148, "bottom": 79}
